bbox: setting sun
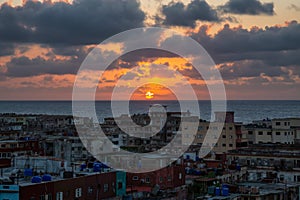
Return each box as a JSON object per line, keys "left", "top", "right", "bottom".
{"left": 145, "top": 91, "right": 154, "bottom": 99}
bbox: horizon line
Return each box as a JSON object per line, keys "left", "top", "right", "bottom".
{"left": 0, "top": 99, "right": 300, "bottom": 101}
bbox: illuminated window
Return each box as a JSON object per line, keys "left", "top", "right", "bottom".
{"left": 56, "top": 192, "right": 63, "bottom": 200}
{"left": 75, "top": 188, "right": 82, "bottom": 198}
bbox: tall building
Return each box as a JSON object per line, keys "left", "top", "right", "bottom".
{"left": 190, "top": 112, "right": 239, "bottom": 156}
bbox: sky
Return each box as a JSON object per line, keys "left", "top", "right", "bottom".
{"left": 0, "top": 0, "right": 299, "bottom": 100}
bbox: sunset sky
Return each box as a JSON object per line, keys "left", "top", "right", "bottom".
{"left": 0, "top": 0, "right": 299, "bottom": 100}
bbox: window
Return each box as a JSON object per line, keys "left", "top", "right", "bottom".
{"left": 118, "top": 182, "right": 123, "bottom": 189}
{"left": 276, "top": 122, "right": 281, "bottom": 126}
{"left": 179, "top": 173, "right": 182, "bottom": 180}
{"left": 104, "top": 184, "right": 109, "bottom": 192}
{"left": 229, "top": 144, "right": 233, "bottom": 147}
{"left": 229, "top": 127, "right": 233, "bottom": 130}
{"left": 248, "top": 131, "right": 253, "bottom": 135}
{"left": 88, "top": 186, "right": 93, "bottom": 194}
{"left": 56, "top": 192, "right": 63, "bottom": 200}
{"left": 267, "top": 132, "right": 272, "bottom": 135}
{"left": 75, "top": 188, "right": 82, "bottom": 198}
{"left": 280, "top": 175, "right": 284, "bottom": 182}
{"left": 159, "top": 177, "right": 163, "bottom": 183}
{"left": 132, "top": 176, "right": 139, "bottom": 180}
{"left": 167, "top": 176, "right": 172, "bottom": 182}
{"left": 40, "top": 193, "right": 52, "bottom": 200}
{"left": 258, "top": 131, "right": 263, "bottom": 135}
{"left": 276, "top": 132, "right": 281, "bottom": 136}
{"left": 145, "top": 177, "right": 150, "bottom": 183}
{"left": 222, "top": 144, "right": 226, "bottom": 147}
{"left": 222, "top": 135, "right": 226, "bottom": 139}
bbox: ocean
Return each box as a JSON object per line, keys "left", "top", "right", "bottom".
{"left": 0, "top": 100, "right": 299, "bottom": 124}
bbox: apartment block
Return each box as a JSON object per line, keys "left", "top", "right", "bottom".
{"left": 245, "top": 118, "right": 300, "bottom": 145}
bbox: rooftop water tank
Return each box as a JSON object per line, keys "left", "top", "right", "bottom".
{"left": 93, "top": 162, "right": 101, "bottom": 172}
{"left": 222, "top": 187, "right": 229, "bottom": 196}
{"left": 42, "top": 174, "right": 52, "bottom": 182}
{"left": 24, "top": 169, "right": 33, "bottom": 177}
{"left": 31, "top": 176, "right": 42, "bottom": 183}
{"left": 80, "top": 164, "right": 87, "bottom": 171}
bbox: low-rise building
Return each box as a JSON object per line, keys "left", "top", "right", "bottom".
{"left": 227, "top": 144, "right": 300, "bottom": 183}
{"left": 0, "top": 139, "right": 41, "bottom": 159}
{"left": 0, "top": 170, "right": 126, "bottom": 200}
{"left": 244, "top": 118, "right": 300, "bottom": 145}
{"left": 126, "top": 163, "right": 186, "bottom": 199}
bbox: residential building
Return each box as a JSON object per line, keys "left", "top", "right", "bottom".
{"left": 244, "top": 118, "right": 300, "bottom": 145}
{"left": 227, "top": 144, "right": 300, "bottom": 183}
{"left": 191, "top": 112, "right": 238, "bottom": 155}
{"left": 0, "top": 170, "right": 126, "bottom": 200}
{"left": 126, "top": 163, "right": 186, "bottom": 199}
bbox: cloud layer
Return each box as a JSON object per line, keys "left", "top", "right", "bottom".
{"left": 161, "top": 0, "right": 220, "bottom": 27}
{"left": 0, "top": 0, "right": 145, "bottom": 45}
{"left": 221, "top": 0, "right": 274, "bottom": 15}
{"left": 0, "top": 0, "right": 299, "bottom": 100}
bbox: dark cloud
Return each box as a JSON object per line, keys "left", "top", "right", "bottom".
{"left": 161, "top": 0, "right": 220, "bottom": 27}
{"left": 189, "top": 22, "right": 300, "bottom": 81}
{"left": 5, "top": 56, "right": 81, "bottom": 77}
{"left": 0, "top": 0, "right": 145, "bottom": 45}
{"left": 50, "top": 45, "right": 89, "bottom": 57}
{"left": 0, "top": 43, "right": 15, "bottom": 56}
{"left": 104, "top": 49, "right": 179, "bottom": 71}
{"left": 218, "top": 60, "right": 283, "bottom": 80}
{"left": 221, "top": 0, "right": 274, "bottom": 15}
{"left": 214, "top": 49, "right": 300, "bottom": 67}
{"left": 119, "top": 49, "right": 178, "bottom": 63}
{"left": 192, "top": 21, "right": 300, "bottom": 56}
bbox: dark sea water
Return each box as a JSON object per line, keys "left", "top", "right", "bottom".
{"left": 0, "top": 100, "right": 299, "bottom": 124}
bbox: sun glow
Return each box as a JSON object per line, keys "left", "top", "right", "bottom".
{"left": 145, "top": 91, "right": 154, "bottom": 99}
